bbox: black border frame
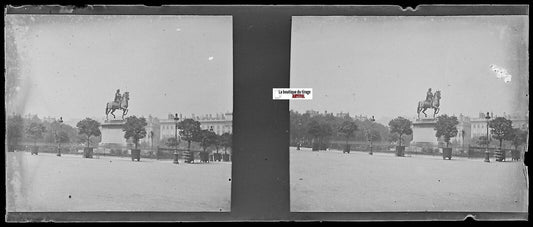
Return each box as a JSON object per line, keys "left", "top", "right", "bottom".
{"left": 4, "top": 5, "right": 529, "bottom": 222}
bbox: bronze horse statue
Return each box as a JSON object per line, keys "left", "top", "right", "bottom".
{"left": 417, "top": 90, "right": 441, "bottom": 118}
{"left": 106, "top": 92, "right": 129, "bottom": 120}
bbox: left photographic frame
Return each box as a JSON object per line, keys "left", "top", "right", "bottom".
{"left": 5, "top": 14, "right": 233, "bottom": 212}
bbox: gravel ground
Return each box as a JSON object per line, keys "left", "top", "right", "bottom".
{"left": 6, "top": 152, "right": 231, "bottom": 212}
{"left": 290, "top": 147, "right": 528, "bottom": 212}
{"left": 6, "top": 149, "right": 527, "bottom": 213}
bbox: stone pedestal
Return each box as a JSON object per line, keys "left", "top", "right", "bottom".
{"left": 412, "top": 118, "right": 438, "bottom": 145}
{"left": 100, "top": 120, "right": 128, "bottom": 147}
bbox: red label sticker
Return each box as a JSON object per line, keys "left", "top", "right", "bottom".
{"left": 292, "top": 94, "right": 305, "bottom": 98}
{"left": 273, "top": 88, "right": 312, "bottom": 100}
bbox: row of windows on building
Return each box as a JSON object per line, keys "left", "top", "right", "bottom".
{"left": 472, "top": 124, "right": 487, "bottom": 129}
{"left": 158, "top": 123, "right": 232, "bottom": 140}
{"left": 160, "top": 124, "right": 231, "bottom": 131}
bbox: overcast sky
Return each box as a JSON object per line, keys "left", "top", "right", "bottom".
{"left": 290, "top": 16, "right": 528, "bottom": 121}
{"left": 6, "top": 15, "right": 232, "bottom": 121}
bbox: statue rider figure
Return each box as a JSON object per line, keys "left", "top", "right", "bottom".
{"left": 114, "top": 89, "right": 122, "bottom": 105}
{"left": 426, "top": 88, "right": 433, "bottom": 105}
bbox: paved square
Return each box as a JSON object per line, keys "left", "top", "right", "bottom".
{"left": 6, "top": 152, "right": 231, "bottom": 211}
{"left": 290, "top": 147, "right": 528, "bottom": 212}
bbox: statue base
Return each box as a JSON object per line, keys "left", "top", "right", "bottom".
{"left": 411, "top": 118, "right": 438, "bottom": 145}
{"left": 100, "top": 120, "right": 128, "bottom": 147}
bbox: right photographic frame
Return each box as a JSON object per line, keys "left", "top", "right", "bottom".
{"left": 289, "top": 16, "right": 528, "bottom": 212}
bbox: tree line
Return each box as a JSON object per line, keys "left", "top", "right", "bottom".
{"left": 6, "top": 114, "right": 99, "bottom": 151}
{"left": 290, "top": 110, "right": 415, "bottom": 151}
{"left": 6, "top": 114, "right": 232, "bottom": 154}
{"left": 471, "top": 117, "right": 528, "bottom": 151}
{"left": 290, "top": 110, "right": 528, "bottom": 152}
{"left": 164, "top": 118, "right": 232, "bottom": 155}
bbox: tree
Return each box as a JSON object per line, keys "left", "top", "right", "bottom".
{"left": 338, "top": 120, "right": 358, "bottom": 145}
{"left": 56, "top": 131, "right": 70, "bottom": 144}
{"left": 26, "top": 121, "right": 46, "bottom": 146}
{"left": 178, "top": 119, "right": 202, "bottom": 151}
{"left": 44, "top": 120, "right": 72, "bottom": 144}
{"left": 77, "top": 134, "right": 101, "bottom": 146}
{"left": 367, "top": 129, "right": 381, "bottom": 142}
{"left": 388, "top": 117, "right": 413, "bottom": 147}
{"left": 388, "top": 133, "right": 413, "bottom": 145}
{"left": 307, "top": 120, "right": 322, "bottom": 143}
{"left": 388, "top": 133, "right": 400, "bottom": 144}
{"left": 7, "top": 114, "right": 24, "bottom": 150}
{"left": 165, "top": 137, "right": 180, "bottom": 148}
{"left": 308, "top": 120, "right": 330, "bottom": 148}
{"left": 290, "top": 110, "right": 306, "bottom": 145}
{"left": 213, "top": 134, "right": 221, "bottom": 154}
{"left": 474, "top": 136, "right": 490, "bottom": 147}
{"left": 76, "top": 118, "right": 101, "bottom": 148}
{"left": 197, "top": 129, "right": 216, "bottom": 152}
{"left": 123, "top": 116, "right": 147, "bottom": 149}
{"left": 307, "top": 119, "right": 333, "bottom": 150}
{"left": 55, "top": 122, "right": 78, "bottom": 145}
{"left": 319, "top": 123, "right": 333, "bottom": 149}
{"left": 434, "top": 114, "right": 459, "bottom": 148}
{"left": 290, "top": 110, "right": 393, "bottom": 147}
{"left": 220, "top": 132, "right": 232, "bottom": 154}
{"left": 509, "top": 128, "right": 528, "bottom": 151}
{"left": 489, "top": 117, "right": 514, "bottom": 149}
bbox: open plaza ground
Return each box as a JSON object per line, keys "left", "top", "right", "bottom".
{"left": 290, "top": 147, "right": 528, "bottom": 212}
{"left": 6, "top": 151, "right": 231, "bottom": 212}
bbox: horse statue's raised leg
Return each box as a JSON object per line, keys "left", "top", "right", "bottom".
{"left": 110, "top": 109, "right": 116, "bottom": 119}
{"left": 422, "top": 107, "right": 428, "bottom": 117}
{"left": 122, "top": 108, "right": 128, "bottom": 119}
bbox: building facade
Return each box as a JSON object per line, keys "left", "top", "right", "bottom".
{"left": 141, "top": 115, "right": 161, "bottom": 147}
{"left": 159, "top": 113, "right": 233, "bottom": 142}
{"left": 451, "top": 114, "right": 472, "bottom": 147}
{"left": 197, "top": 113, "right": 233, "bottom": 135}
{"left": 469, "top": 112, "right": 528, "bottom": 139}
{"left": 470, "top": 113, "right": 491, "bottom": 139}
{"left": 410, "top": 112, "right": 527, "bottom": 148}
{"left": 159, "top": 113, "right": 184, "bottom": 141}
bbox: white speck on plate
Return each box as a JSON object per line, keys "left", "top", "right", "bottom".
{"left": 490, "top": 64, "right": 512, "bottom": 83}
{"left": 208, "top": 56, "right": 214, "bottom": 61}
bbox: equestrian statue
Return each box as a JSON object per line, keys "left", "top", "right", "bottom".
{"left": 417, "top": 88, "right": 441, "bottom": 118}
{"left": 106, "top": 89, "right": 129, "bottom": 120}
